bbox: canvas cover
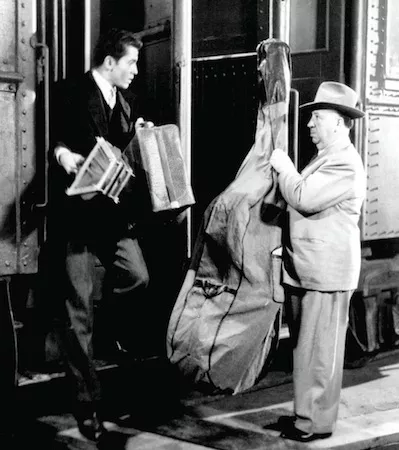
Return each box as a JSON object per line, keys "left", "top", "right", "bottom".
{"left": 166, "top": 39, "right": 292, "bottom": 394}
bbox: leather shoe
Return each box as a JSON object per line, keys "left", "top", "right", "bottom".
{"left": 277, "top": 415, "right": 296, "bottom": 431}
{"left": 77, "top": 413, "right": 107, "bottom": 441}
{"left": 281, "top": 425, "right": 332, "bottom": 442}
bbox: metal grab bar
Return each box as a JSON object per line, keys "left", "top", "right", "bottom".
{"left": 30, "top": 36, "right": 50, "bottom": 241}
{"left": 61, "top": 0, "right": 67, "bottom": 79}
{"left": 0, "top": 72, "right": 24, "bottom": 83}
{"left": 52, "top": 0, "right": 59, "bottom": 82}
{"left": 290, "top": 88, "right": 299, "bottom": 168}
{"left": 134, "top": 20, "right": 171, "bottom": 41}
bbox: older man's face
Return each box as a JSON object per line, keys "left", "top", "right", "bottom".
{"left": 307, "top": 109, "right": 341, "bottom": 149}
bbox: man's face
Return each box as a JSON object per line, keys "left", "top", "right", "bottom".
{"left": 109, "top": 45, "right": 139, "bottom": 89}
{"left": 307, "top": 109, "right": 341, "bottom": 149}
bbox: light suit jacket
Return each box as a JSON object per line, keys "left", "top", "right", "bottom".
{"left": 277, "top": 135, "right": 366, "bottom": 291}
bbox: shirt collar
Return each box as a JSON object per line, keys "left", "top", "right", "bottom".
{"left": 92, "top": 69, "right": 116, "bottom": 108}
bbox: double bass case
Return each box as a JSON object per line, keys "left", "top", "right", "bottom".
{"left": 167, "top": 39, "right": 292, "bottom": 394}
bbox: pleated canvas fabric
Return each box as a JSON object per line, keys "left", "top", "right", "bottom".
{"left": 167, "top": 39, "right": 292, "bottom": 394}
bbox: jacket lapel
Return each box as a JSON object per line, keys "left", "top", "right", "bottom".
{"left": 117, "top": 91, "right": 133, "bottom": 133}
{"left": 85, "top": 71, "right": 109, "bottom": 137}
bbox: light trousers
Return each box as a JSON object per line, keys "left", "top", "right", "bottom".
{"left": 286, "top": 287, "right": 353, "bottom": 434}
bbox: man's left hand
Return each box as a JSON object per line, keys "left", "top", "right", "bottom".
{"left": 270, "top": 148, "right": 295, "bottom": 173}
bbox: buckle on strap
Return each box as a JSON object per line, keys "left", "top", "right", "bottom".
{"left": 194, "top": 279, "right": 237, "bottom": 298}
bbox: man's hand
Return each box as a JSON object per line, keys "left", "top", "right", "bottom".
{"left": 270, "top": 148, "right": 295, "bottom": 174}
{"left": 59, "top": 150, "right": 85, "bottom": 175}
{"left": 135, "top": 117, "right": 154, "bottom": 131}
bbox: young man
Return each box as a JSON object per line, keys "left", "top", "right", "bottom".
{"left": 49, "top": 28, "right": 149, "bottom": 441}
{"left": 270, "top": 82, "right": 366, "bottom": 442}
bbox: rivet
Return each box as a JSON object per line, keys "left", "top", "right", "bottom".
{"left": 5, "top": 261, "right": 10, "bottom": 267}
{"left": 23, "top": 145, "right": 27, "bottom": 150}
{"left": 21, "top": 21, "right": 26, "bottom": 27}
{"left": 3, "top": 59, "right": 8, "bottom": 64}
{"left": 23, "top": 261, "right": 27, "bottom": 266}
{"left": 23, "top": 163, "right": 27, "bottom": 167}
{"left": 22, "top": 127, "right": 27, "bottom": 132}
{"left": 21, "top": 38, "right": 26, "bottom": 44}
{"left": 22, "top": 110, "right": 27, "bottom": 115}
{"left": 22, "top": 92, "right": 26, "bottom": 97}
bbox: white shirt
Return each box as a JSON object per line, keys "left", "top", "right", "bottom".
{"left": 91, "top": 69, "right": 117, "bottom": 109}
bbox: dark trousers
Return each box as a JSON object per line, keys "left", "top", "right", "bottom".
{"left": 57, "top": 231, "right": 149, "bottom": 420}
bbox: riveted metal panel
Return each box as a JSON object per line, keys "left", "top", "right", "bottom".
{"left": 0, "top": 0, "right": 17, "bottom": 71}
{"left": 0, "top": 84, "right": 18, "bottom": 273}
{"left": 363, "top": 0, "right": 399, "bottom": 241}
{"left": 0, "top": 0, "right": 38, "bottom": 275}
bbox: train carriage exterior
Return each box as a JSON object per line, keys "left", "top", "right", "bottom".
{"left": 1, "top": 0, "right": 399, "bottom": 410}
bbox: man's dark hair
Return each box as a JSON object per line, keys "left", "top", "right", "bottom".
{"left": 93, "top": 28, "right": 143, "bottom": 67}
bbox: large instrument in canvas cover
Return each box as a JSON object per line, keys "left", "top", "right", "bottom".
{"left": 167, "top": 39, "right": 291, "bottom": 394}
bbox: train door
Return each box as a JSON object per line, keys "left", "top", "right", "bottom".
{"left": 190, "top": 0, "right": 349, "bottom": 227}
{"left": 0, "top": 0, "right": 39, "bottom": 426}
{"left": 0, "top": 2, "right": 39, "bottom": 276}
{"left": 288, "top": 0, "right": 347, "bottom": 169}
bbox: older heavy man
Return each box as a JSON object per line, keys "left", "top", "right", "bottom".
{"left": 270, "top": 81, "right": 366, "bottom": 442}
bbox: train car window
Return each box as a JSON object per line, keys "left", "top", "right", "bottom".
{"left": 193, "top": 0, "right": 257, "bottom": 57}
{"left": 289, "top": 0, "right": 327, "bottom": 53}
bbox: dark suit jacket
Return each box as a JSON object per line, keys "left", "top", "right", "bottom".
{"left": 52, "top": 71, "right": 140, "bottom": 158}
{"left": 49, "top": 71, "right": 142, "bottom": 239}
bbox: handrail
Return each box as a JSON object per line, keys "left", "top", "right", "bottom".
{"left": 290, "top": 88, "right": 299, "bottom": 168}
{"left": 30, "top": 36, "right": 50, "bottom": 241}
{"left": 173, "top": 0, "right": 192, "bottom": 258}
{"left": 193, "top": 52, "right": 256, "bottom": 63}
{"left": 0, "top": 72, "right": 24, "bottom": 83}
{"left": 60, "top": 0, "right": 67, "bottom": 79}
{"left": 134, "top": 20, "right": 171, "bottom": 41}
{"left": 52, "top": 0, "right": 59, "bottom": 82}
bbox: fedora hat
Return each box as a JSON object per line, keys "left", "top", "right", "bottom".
{"left": 300, "top": 81, "right": 365, "bottom": 119}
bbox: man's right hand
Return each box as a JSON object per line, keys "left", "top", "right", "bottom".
{"left": 58, "top": 150, "right": 85, "bottom": 175}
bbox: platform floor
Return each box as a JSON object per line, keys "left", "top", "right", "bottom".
{"left": 7, "top": 347, "right": 399, "bottom": 449}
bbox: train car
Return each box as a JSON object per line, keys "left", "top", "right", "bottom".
{"left": 1, "top": 0, "right": 399, "bottom": 420}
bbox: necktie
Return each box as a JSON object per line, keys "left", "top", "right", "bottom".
{"left": 108, "top": 87, "right": 116, "bottom": 109}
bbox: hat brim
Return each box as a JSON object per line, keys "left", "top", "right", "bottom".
{"left": 300, "top": 101, "right": 365, "bottom": 119}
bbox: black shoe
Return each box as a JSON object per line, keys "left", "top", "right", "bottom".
{"left": 77, "top": 413, "right": 107, "bottom": 441}
{"left": 277, "top": 415, "right": 296, "bottom": 431}
{"left": 281, "top": 425, "right": 332, "bottom": 442}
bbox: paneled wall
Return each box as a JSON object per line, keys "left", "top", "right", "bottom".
{"left": 0, "top": 0, "right": 38, "bottom": 275}
{"left": 363, "top": 0, "right": 399, "bottom": 242}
